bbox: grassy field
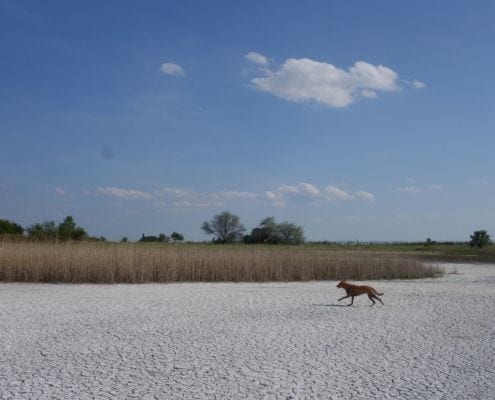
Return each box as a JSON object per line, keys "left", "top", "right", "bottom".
{"left": 307, "top": 242, "right": 495, "bottom": 263}
{"left": 0, "top": 241, "right": 441, "bottom": 283}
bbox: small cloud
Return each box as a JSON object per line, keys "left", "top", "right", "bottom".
{"left": 466, "top": 179, "right": 488, "bottom": 185}
{"left": 277, "top": 185, "right": 300, "bottom": 195}
{"left": 81, "top": 188, "right": 91, "bottom": 195}
{"left": 160, "top": 62, "right": 186, "bottom": 77}
{"left": 96, "top": 187, "right": 152, "bottom": 200}
{"left": 219, "top": 191, "right": 259, "bottom": 201}
{"left": 395, "top": 213, "right": 440, "bottom": 220}
{"left": 244, "top": 51, "right": 269, "bottom": 67}
{"left": 298, "top": 182, "right": 320, "bottom": 197}
{"left": 265, "top": 182, "right": 372, "bottom": 206}
{"left": 325, "top": 185, "right": 355, "bottom": 201}
{"left": 355, "top": 190, "right": 375, "bottom": 201}
{"left": 341, "top": 216, "right": 362, "bottom": 222}
{"left": 55, "top": 187, "right": 66, "bottom": 196}
{"left": 397, "top": 184, "right": 442, "bottom": 194}
{"left": 397, "top": 186, "right": 422, "bottom": 194}
{"left": 428, "top": 185, "right": 443, "bottom": 191}
{"left": 413, "top": 79, "right": 426, "bottom": 89}
{"left": 265, "top": 191, "right": 285, "bottom": 208}
{"left": 361, "top": 89, "right": 377, "bottom": 98}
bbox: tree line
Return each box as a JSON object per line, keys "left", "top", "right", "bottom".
{"left": 201, "top": 212, "right": 305, "bottom": 245}
{"left": 1, "top": 213, "right": 492, "bottom": 247}
{"left": 0, "top": 216, "right": 186, "bottom": 243}
{"left": 1, "top": 216, "right": 87, "bottom": 241}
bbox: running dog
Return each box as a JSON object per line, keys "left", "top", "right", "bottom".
{"left": 337, "top": 280, "right": 384, "bottom": 306}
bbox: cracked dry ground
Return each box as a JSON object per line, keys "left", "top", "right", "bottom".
{"left": 1, "top": 263, "right": 494, "bottom": 399}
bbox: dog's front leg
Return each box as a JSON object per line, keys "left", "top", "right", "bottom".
{"left": 338, "top": 295, "right": 350, "bottom": 302}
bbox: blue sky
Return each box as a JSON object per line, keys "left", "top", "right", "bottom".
{"left": 1, "top": 0, "right": 494, "bottom": 241}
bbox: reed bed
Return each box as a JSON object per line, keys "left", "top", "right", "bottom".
{"left": 0, "top": 242, "right": 441, "bottom": 283}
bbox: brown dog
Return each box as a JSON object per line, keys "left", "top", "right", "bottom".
{"left": 337, "top": 280, "right": 384, "bottom": 306}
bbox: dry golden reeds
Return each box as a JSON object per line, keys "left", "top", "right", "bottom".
{"left": 0, "top": 242, "right": 441, "bottom": 283}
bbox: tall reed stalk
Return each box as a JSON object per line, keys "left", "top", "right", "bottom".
{"left": 0, "top": 242, "right": 441, "bottom": 283}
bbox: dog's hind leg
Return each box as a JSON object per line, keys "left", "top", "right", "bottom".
{"left": 368, "top": 294, "right": 376, "bottom": 306}
{"left": 375, "top": 295, "right": 384, "bottom": 305}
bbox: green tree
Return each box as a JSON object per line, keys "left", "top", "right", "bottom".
{"left": 244, "top": 217, "right": 305, "bottom": 245}
{"left": 171, "top": 232, "right": 184, "bottom": 242}
{"left": 158, "top": 233, "right": 170, "bottom": 243}
{"left": 120, "top": 237, "right": 129, "bottom": 243}
{"left": 276, "top": 221, "right": 305, "bottom": 245}
{"left": 201, "top": 211, "right": 246, "bottom": 243}
{"left": 58, "top": 216, "right": 87, "bottom": 241}
{"left": 0, "top": 219, "right": 24, "bottom": 235}
{"left": 469, "top": 230, "right": 491, "bottom": 248}
{"left": 244, "top": 217, "right": 277, "bottom": 244}
{"left": 26, "top": 221, "right": 58, "bottom": 240}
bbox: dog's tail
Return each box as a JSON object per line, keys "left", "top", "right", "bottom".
{"left": 373, "top": 289, "right": 384, "bottom": 296}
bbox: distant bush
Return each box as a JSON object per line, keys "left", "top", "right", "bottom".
{"left": 139, "top": 233, "right": 170, "bottom": 243}
{"left": 26, "top": 221, "right": 58, "bottom": 240}
{"left": 244, "top": 217, "right": 305, "bottom": 245}
{"left": 0, "top": 219, "right": 23, "bottom": 235}
{"left": 26, "top": 216, "right": 87, "bottom": 241}
{"left": 469, "top": 230, "right": 491, "bottom": 248}
{"left": 171, "top": 232, "right": 184, "bottom": 242}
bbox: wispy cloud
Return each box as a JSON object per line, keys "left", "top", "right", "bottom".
{"left": 428, "top": 185, "right": 443, "bottom": 191}
{"left": 248, "top": 57, "right": 401, "bottom": 107}
{"left": 466, "top": 179, "right": 488, "bottom": 185}
{"left": 397, "top": 184, "right": 443, "bottom": 194}
{"left": 93, "top": 182, "right": 374, "bottom": 210}
{"left": 96, "top": 187, "right": 152, "bottom": 200}
{"left": 0, "top": 0, "right": 36, "bottom": 20}
{"left": 397, "top": 186, "right": 423, "bottom": 194}
{"left": 395, "top": 213, "right": 441, "bottom": 220}
{"left": 265, "top": 182, "right": 321, "bottom": 208}
{"left": 265, "top": 182, "right": 374, "bottom": 207}
{"left": 160, "top": 62, "right": 186, "bottom": 77}
{"left": 355, "top": 190, "right": 375, "bottom": 201}
{"left": 324, "top": 185, "right": 355, "bottom": 201}
{"left": 413, "top": 79, "right": 426, "bottom": 89}
{"left": 244, "top": 51, "right": 269, "bottom": 67}
{"left": 153, "top": 188, "right": 224, "bottom": 209}
{"left": 55, "top": 187, "right": 66, "bottom": 196}
{"left": 95, "top": 186, "right": 259, "bottom": 209}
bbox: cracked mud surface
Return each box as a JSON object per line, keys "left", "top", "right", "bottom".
{"left": 1, "top": 263, "right": 494, "bottom": 399}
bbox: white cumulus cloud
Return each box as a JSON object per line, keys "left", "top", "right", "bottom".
{"left": 160, "top": 62, "right": 186, "bottom": 77}
{"left": 250, "top": 58, "right": 399, "bottom": 108}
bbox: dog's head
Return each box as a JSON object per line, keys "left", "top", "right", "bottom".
{"left": 336, "top": 280, "right": 346, "bottom": 288}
